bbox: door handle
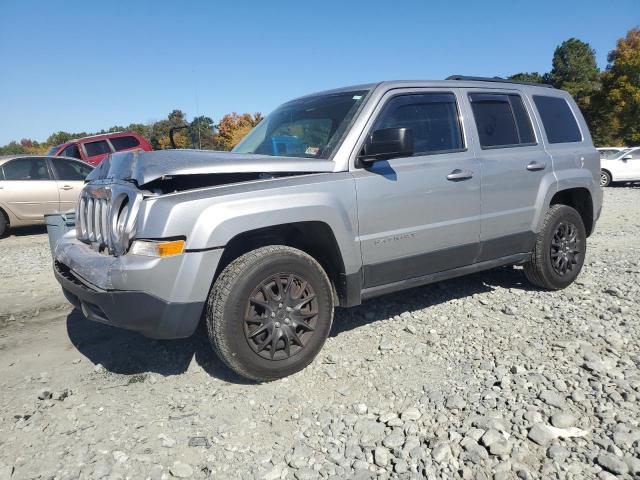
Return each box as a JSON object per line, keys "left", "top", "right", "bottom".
{"left": 446, "top": 169, "right": 474, "bottom": 181}
{"left": 60, "top": 185, "right": 73, "bottom": 190}
{"left": 526, "top": 161, "right": 546, "bottom": 171}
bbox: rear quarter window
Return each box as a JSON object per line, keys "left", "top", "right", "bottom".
{"left": 110, "top": 135, "right": 140, "bottom": 151}
{"left": 533, "top": 95, "right": 582, "bottom": 144}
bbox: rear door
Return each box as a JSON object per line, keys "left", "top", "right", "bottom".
{"left": 354, "top": 88, "right": 481, "bottom": 288}
{"left": 0, "top": 157, "right": 60, "bottom": 221}
{"left": 49, "top": 158, "right": 93, "bottom": 211}
{"left": 464, "top": 90, "right": 552, "bottom": 259}
{"left": 81, "top": 139, "right": 113, "bottom": 166}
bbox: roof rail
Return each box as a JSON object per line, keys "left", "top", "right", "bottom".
{"left": 446, "top": 75, "right": 554, "bottom": 88}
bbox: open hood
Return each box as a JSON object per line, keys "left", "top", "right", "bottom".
{"left": 87, "top": 149, "right": 336, "bottom": 186}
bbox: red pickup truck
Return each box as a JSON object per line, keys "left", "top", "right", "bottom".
{"left": 47, "top": 131, "right": 152, "bottom": 166}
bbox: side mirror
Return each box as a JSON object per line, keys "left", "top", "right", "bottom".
{"left": 358, "top": 127, "right": 414, "bottom": 165}
{"left": 621, "top": 155, "right": 632, "bottom": 161}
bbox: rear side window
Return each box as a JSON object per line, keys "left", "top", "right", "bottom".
{"left": 469, "top": 93, "right": 536, "bottom": 148}
{"left": 61, "top": 144, "right": 82, "bottom": 159}
{"left": 52, "top": 159, "right": 93, "bottom": 181}
{"left": 110, "top": 135, "right": 140, "bottom": 151}
{"left": 373, "top": 92, "right": 464, "bottom": 154}
{"left": 84, "top": 140, "right": 112, "bottom": 157}
{"left": 533, "top": 95, "right": 582, "bottom": 144}
{"left": 2, "top": 158, "right": 51, "bottom": 180}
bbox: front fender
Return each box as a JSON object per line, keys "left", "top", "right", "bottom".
{"left": 138, "top": 173, "right": 362, "bottom": 274}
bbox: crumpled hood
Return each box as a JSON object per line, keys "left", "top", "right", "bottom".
{"left": 87, "top": 149, "right": 336, "bottom": 186}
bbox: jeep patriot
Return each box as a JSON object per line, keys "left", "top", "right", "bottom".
{"left": 53, "top": 77, "right": 603, "bottom": 381}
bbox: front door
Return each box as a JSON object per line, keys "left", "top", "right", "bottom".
{"left": 618, "top": 148, "right": 640, "bottom": 180}
{"left": 353, "top": 89, "right": 481, "bottom": 288}
{"left": 0, "top": 157, "right": 59, "bottom": 221}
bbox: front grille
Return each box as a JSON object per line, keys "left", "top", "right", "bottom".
{"left": 77, "top": 193, "right": 113, "bottom": 250}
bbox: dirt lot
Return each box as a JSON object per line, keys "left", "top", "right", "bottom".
{"left": 0, "top": 186, "right": 639, "bottom": 480}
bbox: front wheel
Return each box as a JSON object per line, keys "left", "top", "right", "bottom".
{"left": 206, "top": 245, "right": 334, "bottom": 381}
{"left": 600, "top": 170, "right": 612, "bottom": 187}
{"left": 524, "top": 204, "right": 586, "bottom": 290}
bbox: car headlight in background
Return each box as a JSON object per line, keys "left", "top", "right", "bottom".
{"left": 129, "top": 239, "right": 186, "bottom": 257}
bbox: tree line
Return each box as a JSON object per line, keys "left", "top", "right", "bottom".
{"left": 1, "top": 27, "right": 638, "bottom": 156}
{"left": 0, "top": 110, "right": 263, "bottom": 156}
{"left": 509, "top": 28, "right": 639, "bottom": 146}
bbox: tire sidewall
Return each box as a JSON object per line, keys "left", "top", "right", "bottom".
{"left": 218, "top": 250, "right": 333, "bottom": 380}
{"left": 541, "top": 206, "right": 586, "bottom": 289}
{"left": 0, "top": 213, "right": 7, "bottom": 238}
{"left": 600, "top": 170, "right": 611, "bottom": 187}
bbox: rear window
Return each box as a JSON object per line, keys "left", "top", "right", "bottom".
{"left": 84, "top": 140, "right": 112, "bottom": 157}
{"left": 533, "top": 95, "right": 582, "bottom": 144}
{"left": 469, "top": 93, "right": 536, "bottom": 148}
{"left": 61, "top": 144, "right": 82, "bottom": 159}
{"left": 110, "top": 135, "right": 140, "bottom": 151}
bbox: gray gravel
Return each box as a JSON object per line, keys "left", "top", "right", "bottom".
{"left": 0, "top": 185, "right": 639, "bottom": 479}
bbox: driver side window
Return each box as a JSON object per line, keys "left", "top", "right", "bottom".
{"left": 373, "top": 92, "right": 465, "bottom": 155}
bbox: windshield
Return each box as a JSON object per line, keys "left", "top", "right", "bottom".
{"left": 47, "top": 145, "right": 61, "bottom": 155}
{"left": 233, "top": 90, "right": 368, "bottom": 159}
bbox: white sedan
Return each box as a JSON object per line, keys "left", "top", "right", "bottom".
{"left": 601, "top": 147, "right": 640, "bottom": 186}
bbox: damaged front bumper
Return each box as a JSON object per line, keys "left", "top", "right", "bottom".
{"left": 53, "top": 231, "right": 223, "bottom": 339}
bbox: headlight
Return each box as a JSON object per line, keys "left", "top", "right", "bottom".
{"left": 130, "top": 239, "right": 186, "bottom": 257}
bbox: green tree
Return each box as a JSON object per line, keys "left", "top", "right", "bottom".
{"left": 508, "top": 72, "right": 547, "bottom": 84}
{"left": 189, "top": 116, "right": 216, "bottom": 149}
{"left": 549, "top": 38, "right": 600, "bottom": 105}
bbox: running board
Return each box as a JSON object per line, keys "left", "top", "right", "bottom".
{"left": 360, "top": 253, "right": 531, "bottom": 300}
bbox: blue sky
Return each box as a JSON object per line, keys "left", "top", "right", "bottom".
{"left": 0, "top": 0, "right": 637, "bottom": 145}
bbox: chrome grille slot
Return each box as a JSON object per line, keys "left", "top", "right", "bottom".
{"left": 75, "top": 182, "right": 141, "bottom": 256}
{"left": 87, "top": 197, "right": 95, "bottom": 242}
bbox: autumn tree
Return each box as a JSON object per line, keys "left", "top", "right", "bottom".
{"left": 594, "top": 28, "right": 640, "bottom": 145}
{"left": 213, "top": 112, "right": 263, "bottom": 151}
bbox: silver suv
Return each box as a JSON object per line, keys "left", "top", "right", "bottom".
{"left": 53, "top": 77, "right": 602, "bottom": 381}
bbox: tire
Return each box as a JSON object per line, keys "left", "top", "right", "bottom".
{"left": 0, "top": 211, "right": 7, "bottom": 238}
{"left": 600, "top": 170, "right": 612, "bottom": 187}
{"left": 524, "top": 204, "right": 586, "bottom": 290}
{"left": 206, "top": 245, "right": 334, "bottom": 381}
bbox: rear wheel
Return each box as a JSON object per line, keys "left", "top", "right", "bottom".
{"left": 206, "top": 245, "right": 334, "bottom": 381}
{"left": 524, "top": 204, "right": 586, "bottom": 290}
{"left": 600, "top": 170, "right": 611, "bottom": 187}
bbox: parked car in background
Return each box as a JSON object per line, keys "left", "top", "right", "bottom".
{"left": 47, "top": 131, "right": 152, "bottom": 166}
{"left": 600, "top": 147, "right": 640, "bottom": 186}
{"left": 597, "top": 146, "right": 628, "bottom": 159}
{"left": 0, "top": 155, "right": 92, "bottom": 237}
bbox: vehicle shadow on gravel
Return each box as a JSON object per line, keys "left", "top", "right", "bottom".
{"left": 65, "top": 265, "right": 531, "bottom": 384}
{"left": 2, "top": 225, "right": 47, "bottom": 238}
{"left": 331, "top": 265, "right": 534, "bottom": 337}
{"left": 65, "top": 309, "right": 254, "bottom": 384}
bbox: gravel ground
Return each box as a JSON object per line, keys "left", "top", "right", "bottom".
{"left": 0, "top": 185, "right": 639, "bottom": 480}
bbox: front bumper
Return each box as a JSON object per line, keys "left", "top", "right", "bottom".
{"left": 53, "top": 232, "right": 223, "bottom": 339}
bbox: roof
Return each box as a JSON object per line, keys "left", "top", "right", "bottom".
{"left": 291, "top": 78, "right": 558, "bottom": 104}
{"left": 0, "top": 154, "right": 89, "bottom": 165}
